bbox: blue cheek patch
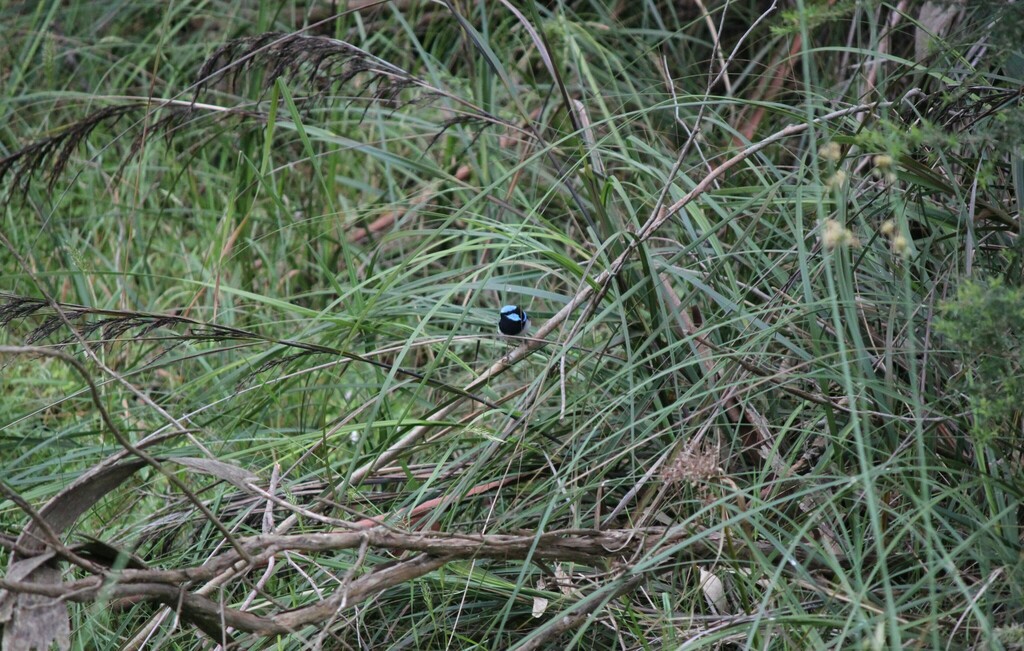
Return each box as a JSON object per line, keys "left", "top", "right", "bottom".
{"left": 499, "top": 306, "right": 529, "bottom": 336}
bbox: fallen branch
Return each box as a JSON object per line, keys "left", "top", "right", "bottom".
{"left": 0, "top": 523, "right": 826, "bottom": 638}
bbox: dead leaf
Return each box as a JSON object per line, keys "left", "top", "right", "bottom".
{"left": 170, "top": 456, "right": 258, "bottom": 490}
{"left": 0, "top": 461, "right": 144, "bottom": 651}
{"left": 699, "top": 566, "right": 730, "bottom": 615}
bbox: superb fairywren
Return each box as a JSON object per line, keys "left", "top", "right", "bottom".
{"left": 498, "top": 305, "right": 529, "bottom": 338}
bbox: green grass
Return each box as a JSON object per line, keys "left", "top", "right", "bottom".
{"left": 2, "top": 1, "right": 1024, "bottom": 649}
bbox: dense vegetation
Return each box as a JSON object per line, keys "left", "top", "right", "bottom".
{"left": 2, "top": 1, "right": 1023, "bottom": 648}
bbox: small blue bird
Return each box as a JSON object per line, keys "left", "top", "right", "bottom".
{"left": 498, "top": 305, "right": 530, "bottom": 338}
